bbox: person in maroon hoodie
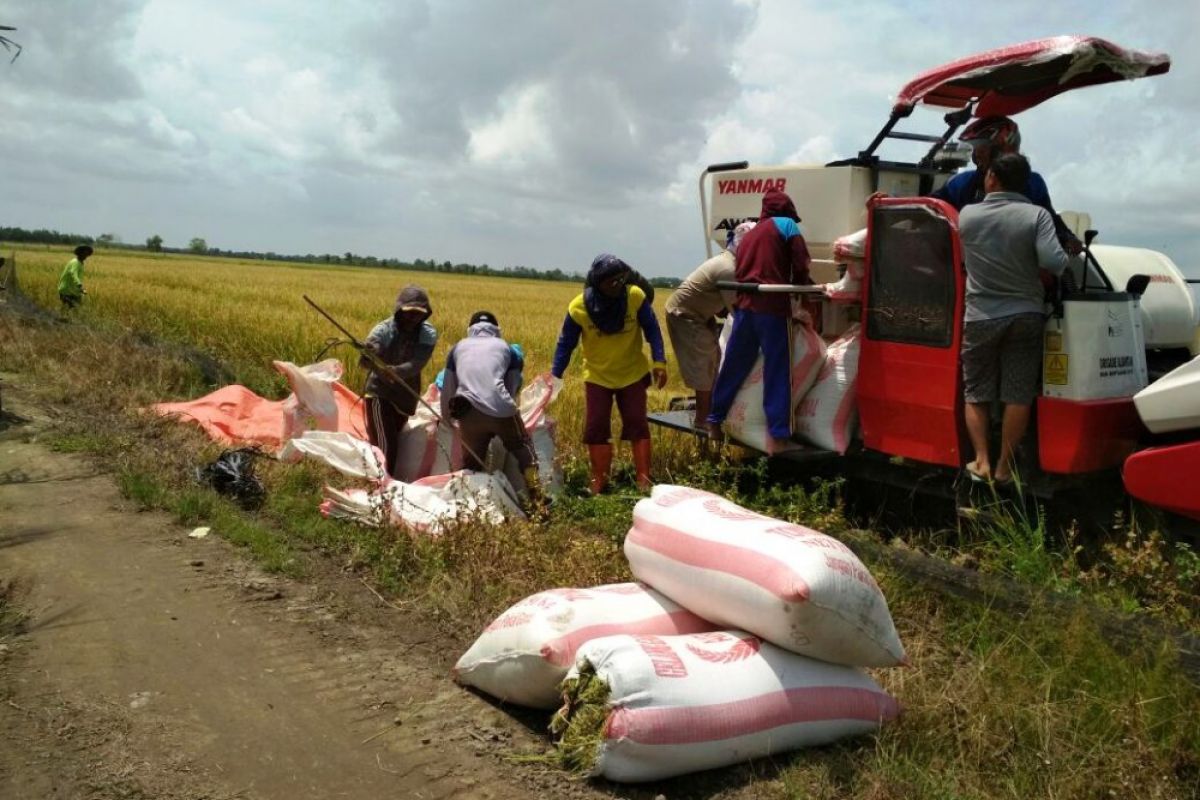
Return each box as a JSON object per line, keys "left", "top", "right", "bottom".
{"left": 705, "top": 189, "right": 811, "bottom": 453}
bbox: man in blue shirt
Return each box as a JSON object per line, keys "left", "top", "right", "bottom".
{"left": 931, "top": 116, "right": 1082, "bottom": 254}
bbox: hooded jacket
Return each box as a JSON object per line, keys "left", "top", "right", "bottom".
{"left": 440, "top": 321, "right": 523, "bottom": 419}
{"left": 363, "top": 286, "right": 437, "bottom": 414}
{"left": 733, "top": 189, "right": 812, "bottom": 316}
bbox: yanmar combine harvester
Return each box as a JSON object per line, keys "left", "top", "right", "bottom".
{"left": 651, "top": 36, "right": 1200, "bottom": 522}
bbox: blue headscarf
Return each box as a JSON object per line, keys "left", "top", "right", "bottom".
{"left": 583, "top": 253, "right": 631, "bottom": 334}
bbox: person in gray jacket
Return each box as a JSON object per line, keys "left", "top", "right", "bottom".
{"left": 440, "top": 311, "right": 537, "bottom": 478}
{"left": 361, "top": 285, "right": 437, "bottom": 479}
{"left": 959, "top": 153, "right": 1073, "bottom": 484}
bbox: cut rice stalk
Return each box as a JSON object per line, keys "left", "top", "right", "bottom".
{"left": 549, "top": 660, "right": 610, "bottom": 775}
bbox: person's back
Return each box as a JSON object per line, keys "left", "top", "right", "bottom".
{"left": 666, "top": 250, "right": 735, "bottom": 320}
{"left": 445, "top": 321, "right": 520, "bottom": 418}
{"left": 960, "top": 190, "right": 1070, "bottom": 322}
{"left": 733, "top": 189, "right": 811, "bottom": 316}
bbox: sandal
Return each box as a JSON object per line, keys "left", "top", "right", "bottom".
{"left": 965, "top": 462, "right": 991, "bottom": 484}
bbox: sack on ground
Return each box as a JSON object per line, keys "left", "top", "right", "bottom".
{"left": 794, "top": 325, "right": 861, "bottom": 453}
{"left": 551, "top": 630, "right": 899, "bottom": 782}
{"left": 624, "top": 485, "right": 905, "bottom": 667}
{"left": 724, "top": 321, "right": 826, "bottom": 452}
{"left": 320, "top": 470, "right": 524, "bottom": 533}
{"left": 454, "top": 582, "right": 717, "bottom": 709}
{"left": 275, "top": 359, "right": 342, "bottom": 442}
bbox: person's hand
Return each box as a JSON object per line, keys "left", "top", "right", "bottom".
{"left": 1064, "top": 236, "right": 1084, "bottom": 256}
{"left": 652, "top": 367, "right": 668, "bottom": 390}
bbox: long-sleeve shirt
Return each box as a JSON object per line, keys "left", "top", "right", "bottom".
{"left": 57, "top": 258, "right": 84, "bottom": 298}
{"left": 665, "top": 251, "right": 736, "bottom": 322}
{"left": 362, "top": 319, "right": 438, "bottom": 414}
{"left": 551, "top": 285, "right": 666, "bottom": 389}
{"left": 960, "top": 191, "right": 1073, "bottom": 322}
{"left": 440, "top": 322, "right": 523, "bottom": 419}
{"left": 932, "top": 168, "right": 1078, "bottom": 246}
{"left": 732, "top": 217, "right": 811, "bottom": 316}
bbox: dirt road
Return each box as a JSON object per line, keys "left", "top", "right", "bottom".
{"left": 0, "top": 387, "right": 606, "bottom": 799}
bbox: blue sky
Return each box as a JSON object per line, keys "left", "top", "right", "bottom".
{"left": 1, "top": 1, "right": 1196, "bottom": 277}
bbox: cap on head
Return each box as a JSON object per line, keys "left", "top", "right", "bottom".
{"left": 469, "top": 310, "right": 498, "bottom": 327}
{"left": 959, "top": 115, "right": 1021, "bottom": 152}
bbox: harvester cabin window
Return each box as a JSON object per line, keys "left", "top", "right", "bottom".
{"left": 866, "top": 206, "right": 956, "bottom": 347}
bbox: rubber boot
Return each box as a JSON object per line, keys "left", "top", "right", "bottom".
{"left": 632, "top": 438, "right": 653, "bottom": 492}
{"left": 587, "top": 444, "right": 613, "bottom": 495}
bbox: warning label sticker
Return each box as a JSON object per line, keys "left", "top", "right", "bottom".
{"left": 1045, "top": 331, "right": 1063, "bottom": 352}
{"left": 1045, "top": 354, "right": 1069, "bottom": 385}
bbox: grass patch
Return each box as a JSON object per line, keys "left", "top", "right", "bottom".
{"left": 0, "top": 578, "right": 29, "bottom": 641}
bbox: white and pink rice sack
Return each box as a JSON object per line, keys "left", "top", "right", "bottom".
{"left": 794, "top": 326, "right": 861, "bottom": 454}
{"left": 624, "top": 485, "right": 905, "bottom": 667}
{"left": 566, "top": 630, "right": 899, "bottom": 782}
{"left": 724, "top": 321, "right": 826, "bottom": 453}
{"left": 832, "top": 227, "right": 867, "bottom": 261}
{"left": 454, "top": 582, "right": 716, "bottom": 709}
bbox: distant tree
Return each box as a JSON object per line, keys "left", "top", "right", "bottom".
{"left": 189, "top": 237, "right": 207, "bottom": 253}
{"left": 96, "top": 232, "right": 120, "bottom": 247}
{"left": 146, "top": 234, "right": 163, "bottom": 252}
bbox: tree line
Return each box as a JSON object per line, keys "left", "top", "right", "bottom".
{"left": 0, "top": 225, "right": 680, "bottom": 287}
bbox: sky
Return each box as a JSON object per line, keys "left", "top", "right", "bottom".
{"left": 1, "top": 0, "right": 1197, "bottom": 278}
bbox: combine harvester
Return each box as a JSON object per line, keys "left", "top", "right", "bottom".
{"left": 652, "top": 36, "right": 1200, "bottom": 522}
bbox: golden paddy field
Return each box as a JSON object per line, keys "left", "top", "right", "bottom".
{"left": 11, "top": 244, "right": 690, "bottom": 461}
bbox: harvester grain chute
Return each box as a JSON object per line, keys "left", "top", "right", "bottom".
{"left": 651, "top": 36, "right": 1200, "bottom": 523}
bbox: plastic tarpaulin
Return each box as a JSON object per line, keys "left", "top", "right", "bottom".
{"left": 152, "top": 359, "right": 367, "bottom": 451}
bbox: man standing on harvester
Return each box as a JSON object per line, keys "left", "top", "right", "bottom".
{"left": 706, "top": 189, "right": 811, "bottom": 454}
{"left": 440, "top": 311, "right": 538, "bottom": 491}
{"left": 959, "top": 153, "right": 1073, "bottom": 484}
{"left": 360, "top": 285, "right": 437, "bottom": 479}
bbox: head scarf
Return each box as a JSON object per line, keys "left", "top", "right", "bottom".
{"left": 583, "top": 253, "right": 631, "bottom": 334}
{"left": 392, "top": 285, "right": 432, "bottom": 326}
{"left": 729, "top": 220, "right": 757, "bottom": 256}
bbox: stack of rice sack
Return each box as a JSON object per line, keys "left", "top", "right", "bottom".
{"left": 724, "top": 321, "right": 826, "bottom": 453}
{"left": 793, "top": 324, "right": 862, "bottom": 454}
{"left": 824, "top": 227, "right": 867, "bottom": 303}
{"left": 455, "top": 485, "right": 904, "bottom": 783}
{"left": 549, "top": 486, "right": 904, "bottom": 781}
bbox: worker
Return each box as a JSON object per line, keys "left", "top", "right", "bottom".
{"left": 931, "top": 116, "right": 1082, "bottom": 253}
{"left": 440, "top": 311, "right": 537, "bottom": 484}
{"left": 552, "top": 254, "right": 667, "bottom": 494}
{"left": 57, "top": 245, "right": 94, "bottom": 312}
{"left": 665, "top": 221, "right": 754, "bottom": 427}
{"left": 959, "top": 153, "right": 1073, "bottom": 484}
{"left": 360, "top": 285, "right": 437, "bottom": 479}
{"left": 706, "top": 189, "right": 811, "bottom": 454}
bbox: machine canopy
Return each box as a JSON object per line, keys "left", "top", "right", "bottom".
{"left": 894, "top": 36, "right": 1170, "bottom": 118}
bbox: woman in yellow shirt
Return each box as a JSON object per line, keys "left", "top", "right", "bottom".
{"left": 552, "top": 255, "right": 667, "bottom": 494}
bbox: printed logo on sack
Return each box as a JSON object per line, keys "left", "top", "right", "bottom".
{"left": 685, "top": 632, "right": 762, "bottom": 664}
{"left": 633, "top": 635, "right": 689, "bottom": 678}
{"left": 653, "top": 487, "right": 713, "bottom": 507}
{"left": 701, "top": 497, "right": 769, "bottom": 522}
{"left": 483, "top": 611, "right": 533, "bottom": 632}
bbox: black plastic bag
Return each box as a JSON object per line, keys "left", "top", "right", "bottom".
{"left": 196, "top": 448, "right": 265, "bottom": 509}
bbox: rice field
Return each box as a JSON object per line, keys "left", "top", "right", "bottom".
{"left": 10, "top": 244, "right": 690, "bottom": 463}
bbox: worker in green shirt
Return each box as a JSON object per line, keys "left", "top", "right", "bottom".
{"left": 57, "top": 245, "right": 93, "bottom": 311}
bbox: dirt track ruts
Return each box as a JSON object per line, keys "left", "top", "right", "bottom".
{"left": 0, "top": 384, "right": 610, "bottom": 800}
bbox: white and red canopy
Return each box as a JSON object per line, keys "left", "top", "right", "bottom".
{"left": 894, "top": 36, "right": 1170, "bottom": 118}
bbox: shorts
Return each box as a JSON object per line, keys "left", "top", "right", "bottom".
{"left": 583, "top": 374, "right": 650, "bottom": 444}
{"left": 962, "top": 312, "right": 1044, "bottom": 405}
{"left": 666, "top": 311, "right": 721, "bottom": 391}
